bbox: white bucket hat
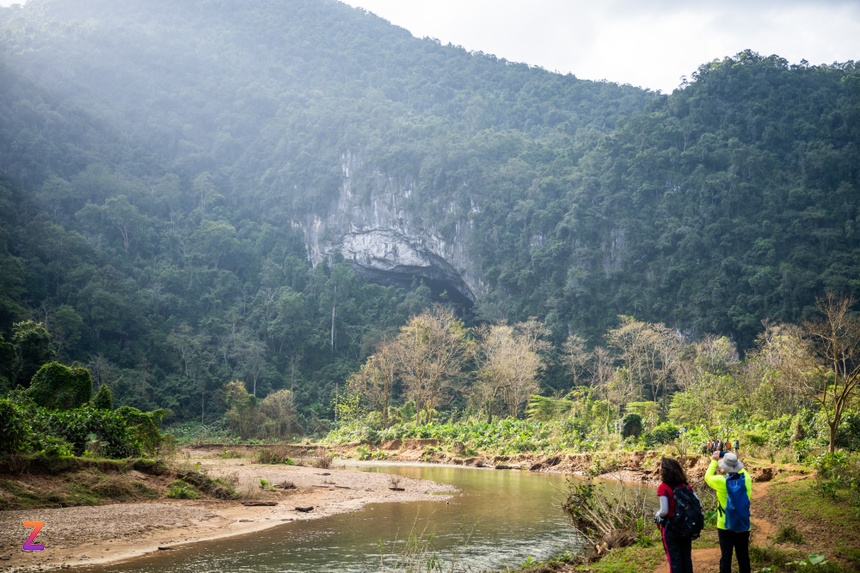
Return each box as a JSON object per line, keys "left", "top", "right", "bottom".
{"left": 719, "top": 452, "right": 744, "bottom": 473}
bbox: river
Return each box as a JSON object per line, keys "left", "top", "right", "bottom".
{"left": 78, "top": 463, "right": 587, "bottom": 573}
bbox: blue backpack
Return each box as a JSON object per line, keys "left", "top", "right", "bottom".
{"left": 723, "top": 473, "right": 750, "bottom": 532}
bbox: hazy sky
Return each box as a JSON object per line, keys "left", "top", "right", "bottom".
{"left": 1, "top": 0, "right": 858, "bottom": 93}
{"left": 341, "top": 0, "right": 860, "bottom": 93}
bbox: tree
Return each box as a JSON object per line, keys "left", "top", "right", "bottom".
{"left": 562, "top": 334, "right": 590, "bottom": 387}
{"left": 744, "top": 324, "right": 812, "bottom": 418}
{"left": 391, "top": 305, "right": 471, "bottom": 424}
{"left": 802, "top": 293, "right": 860, "bottom": 453}
{"left": 475, "top": 319, "right": 548, "bottom": 419}
{"left": 223, "top": 380, "right": 262, "bottom": 440}
{"left": 620, "top": 412, "right": 643, "bottom": 438}
{"left": 260, "top": 389, "right": 298, "bottom": 439}
{"left": 92, "top": 384, "right": 114, "bottom": 410}
{"left": 11, "top": 320, "right": 56, "bottom": 388}
{"left": 168, "top": 323, "right": 215, "bottom": 422}
{"left": 606, "top": 316, "right": 657, "bottom": 403}
{"left": 346, "top": 339, "right": 397, "bottom": 428}
{"left": 649, "top": 323, "right": 685, "bottom": 414}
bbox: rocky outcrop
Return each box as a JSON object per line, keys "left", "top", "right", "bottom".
{"left": 301, "top": 151, "right": 482, "bottom": 302}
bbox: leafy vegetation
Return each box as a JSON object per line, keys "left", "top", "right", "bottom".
{"left": 0, "top": 0, "right": 857, "bottom": 435}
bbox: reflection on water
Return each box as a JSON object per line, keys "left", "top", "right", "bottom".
{"left": 79, "top": 464, "right": 585, "bottom": 573}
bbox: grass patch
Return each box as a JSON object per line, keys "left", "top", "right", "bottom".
{"left": 256, "top": 445, "right": 295, "bottom": 465}
{"left": 571, "top": 542, "right": 666, "bottom": 573}
{"left": 174, "top": 469, "right": 238, "bottom": 499}
{"left": 66, "top": 469, "right": 160, "bottom": 502}
{"left": 166, "top": 479, "right": 200, "bottom": 499}
{"left": 757, "top": 477, "right": 860, "bottom": 572}
{"left": 773, "top": 524, "right": 805, "bottom": 545}
{"left": 0, "top": 468, "right": 160, "bottom": 510}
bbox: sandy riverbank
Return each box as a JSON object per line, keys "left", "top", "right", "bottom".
{"left": 0, "top": 452, "right": 454, "bottom": 572}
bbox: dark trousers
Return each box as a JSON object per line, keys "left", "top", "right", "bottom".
{"left": 718, "top": 528, "right": 750, "bottom": 573}
{"left": 662, "top": 526, "right": 694, "bottom": 573}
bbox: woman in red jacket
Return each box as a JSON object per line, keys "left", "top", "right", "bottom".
{"left": 655, "top": 457, "right": 694, "bottom": 573}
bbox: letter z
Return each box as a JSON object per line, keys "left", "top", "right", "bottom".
{"left": 23, "top": 521, "right": 45, "bottom": 551}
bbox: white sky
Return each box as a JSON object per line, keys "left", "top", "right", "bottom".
{"left": 2, "top": 0, "right": 859, "bottom": 93}
{"left": 340, "top": 0, "right": 860, "bottom": 93}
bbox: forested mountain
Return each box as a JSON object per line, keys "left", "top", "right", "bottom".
{"left": 1, "top": 0, "right": 858, "bottom": 427}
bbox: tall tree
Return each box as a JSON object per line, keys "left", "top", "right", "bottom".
{"left": 346, "top": 338, "right": 398, "bottom": 428}
{"left": 391, "top": 305, "right": 471, "bottom": 424}
{"left": 475, "top": 319, "right": 549, "bottom": 419}
{"left": 802, "top": 293, "right": 860, "bottom": 453}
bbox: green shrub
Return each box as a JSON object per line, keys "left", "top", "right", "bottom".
{"left": 772, "top": 524, "right": 805, "bottom": 545}
{"left": 644, "top": 422, "right": 679, "bottom": 446}
{"left": 166, "top": 480, "right": 200, "bottom": 499}
{"left": 45, "top": 406, "right": 140, "bottom": 458}
{"left": 33, "top": 435, "right": 74, "bottom": 458}
{"left": 27, "top": 362, "right": 92, "bottom": 410}
{"left": 256, "top": 446, "right": 295, "bottom": 465}
{"left": 0, "top": 399, "right": 28, "bottom": 454}
{"left": 835, "top": 411, "right": 860, "bottom": 450}
{"left": 115, "top": 406, "right": 165, "bottom": 455}
{"left": 92, "top": 385, "right": 114, "bottom": 410}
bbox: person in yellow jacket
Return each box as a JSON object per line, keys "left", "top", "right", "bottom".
{"left": 705, "top": 450, "right": 753, "bottom": 573}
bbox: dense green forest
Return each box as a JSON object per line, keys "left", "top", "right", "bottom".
{"left": 1, "top": 0, "right": 859, "bottom": 432}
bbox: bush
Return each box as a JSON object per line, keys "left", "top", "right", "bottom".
{"left": 835, "top": 411, "right": 860, "bottom": 451}
{"left": 92, "top": 385, "right": 114, "bottom": 410}
{"left": 256, "top": 446, "right": 295, "bottom": 465}
{"left": 33, "top": 435, "right": 74, "bottom": 458}
{"left": 772, "top": 524, "right": 805, "bottom": 545}
{"left": 115, "top": 406, "right": 165, "bottom": 455}
{"left": 562, "top": 479, "right": 650, "bottom": 550}
{"left": 27, "top": 362, "right": 92, "bottom": 410}
{"left": 45, "top": 406, "right": 140, "bottom": 458}
{"left": 644, "top": 422, "right": 679, "bottom": 447}
{"left": 620, "top": 413, "right": 643, "bottom": 438}
{"left": 166, "top": 480, "right": 200, "bottom": 499}
{"left": 0, "top": 399, "right": 28, "bottom": 454}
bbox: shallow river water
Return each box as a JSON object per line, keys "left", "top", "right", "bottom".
{"left": 80, "top": 463, "right": 587, "bottom": 573}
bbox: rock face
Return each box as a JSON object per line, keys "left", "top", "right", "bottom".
{"left": 301, "top": 152, "right": 481, "bottom": 304}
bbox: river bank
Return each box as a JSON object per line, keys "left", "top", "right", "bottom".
{"left": 0, "top": 449, "right": 454, "bottom": 572}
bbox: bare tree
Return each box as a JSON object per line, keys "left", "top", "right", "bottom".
{"left": 475, "top": 319, "right": 548, "bottom": 419}
{"left": 391, "top": 306, "right": 471, "bottom": 424}
{"left": 803, "top": 293, "right": 860, "bottom": 453}
{"left": 744, "top": 323, "right": 813, "bottom": 418}
{"left": 650, "top": 323, "right": 685, "bottom": 414}
{"left": 562, "top": 334, "right": 591, "bottom": 387}
{"left": 606, "top": 316, "right": 657, "bottom": 403}
{"left": 346, "top": 339, "right": 398, "bottom": 428}
{"left": 591, "top": 346, "right": 615, "bottom": 396}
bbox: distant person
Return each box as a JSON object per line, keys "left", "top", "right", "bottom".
{"left": 705, "top": 451, "right": 752, "bottom": 573}
{"left": 655, "top": 457, "right": 696, "bottom": 573}
{"left": 733, "top": 438, "right": 740, "bottom": 454}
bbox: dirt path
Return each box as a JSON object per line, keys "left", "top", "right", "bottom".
{"left": 652, "top": 474, "right": 811, "bottom": 573}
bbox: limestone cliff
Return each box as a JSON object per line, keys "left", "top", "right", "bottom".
{"left": 301, "top": 152, "right": 481, "bottom": 303}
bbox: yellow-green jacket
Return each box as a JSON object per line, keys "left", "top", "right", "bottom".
{"left": 704, "top": 460, "right": 752, "bottom": 530}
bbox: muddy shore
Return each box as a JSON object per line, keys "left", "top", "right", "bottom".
{"left": 0, "top": 448, "right": 454, "bottom": 572}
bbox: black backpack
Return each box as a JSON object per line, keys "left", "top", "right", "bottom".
{"left": 669, "top": 484, "right": 705, "bottom": 540}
